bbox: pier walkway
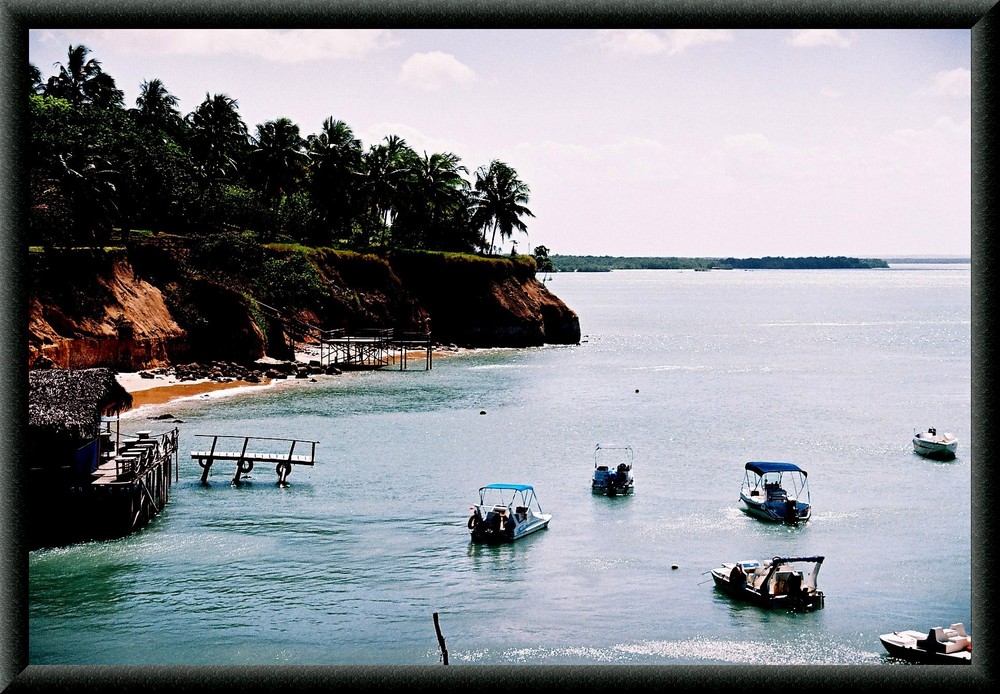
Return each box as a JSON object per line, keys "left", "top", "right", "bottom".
{"left": 190, "top": 434, "right": 319, "bottom": 485}
{"left": 90, "top": 424, "right": 178, "bottom": 536}
{"left": 256, "top": 302, "right": 433, "bottom": 371}
{"left": 318, "top": 328, "right": 433, "bottom": 371}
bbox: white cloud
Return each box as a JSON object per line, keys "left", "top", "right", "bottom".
{"left": 665, "top": 29, "right": 734, "bottom": 55}
{"left": 918, "top": 68, "right": 972, "bottom": 98}
{"left": 891, "top": 115, "right": 971, "bottom": 145}
{"left": 357, "top": 122, "right": 469, "bottom": 159}
{"left": 515, "top": 136, "right": 671, "bottom": 186}
{"left": 398, "top": 51, "right": 476, "bottom": 91}
{"left": 595, "top": 29, "right": 732, "bottom": 56}
{"left": 595, "top": 30, "right": 668, "bottom": 55}
{"left": 723, "top": 133, "right": 771, "bottom": 151}
{"left": 788, "top": 29, "right": 855, "bottom": 48}
{"left": 57, "top": 29, "right": 400, "bottom": 62}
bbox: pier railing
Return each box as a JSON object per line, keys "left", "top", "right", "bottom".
{"left": 252, "top": 301, "right": 433, "bottom": 370}
{"left": 94, "top": 428, "right": 179, "bottom": 484}
{"left": 190, "top": 434, "right": 319, "bottom": 485}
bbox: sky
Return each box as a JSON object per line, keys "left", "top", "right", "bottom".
{"left": 27, "top": 28, "right": 972, "bottom": 258}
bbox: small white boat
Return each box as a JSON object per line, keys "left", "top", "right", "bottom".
{"left": 710, "top": 555, "right": 825, "bottom": 610}
{"left": 912, "top": 428, "right": 958, "bottom": 460}
{"left": 468, "top": 483, "right": 551, "bottom": 544}
{"left": 739, "top": 461, "right": 811, "bottom": 524}
{"left": 591, "top": 443, "right": 634, "bottom": 496}
{"left": 880, "top": 623, "right": 971, "bottom": 664}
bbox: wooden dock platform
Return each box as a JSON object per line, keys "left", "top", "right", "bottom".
{"left": 190, "top": 434, "right": 319, "bottom": 485}
{"left": 255, "top": 302, "right": 433, "bottom": 371}
{"left": 318, "top": 328, "right": 433, "bottom": 370}
{"left": 90, "top": 426, "right": 178, "bottom": 538}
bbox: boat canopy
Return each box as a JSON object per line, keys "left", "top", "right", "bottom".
{"left": 481, "top": 483, "right": 534, "bottom": 492}
{"left": 745, "top": 461, "right": 807, "bottom": 476}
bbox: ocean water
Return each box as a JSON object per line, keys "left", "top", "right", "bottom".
{"left": 28, "top": 266, "right": 972, "bottom": 667}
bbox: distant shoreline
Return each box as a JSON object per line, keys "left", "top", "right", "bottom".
{"left": 546, "top": 255, "right": 969, "bottom": 273}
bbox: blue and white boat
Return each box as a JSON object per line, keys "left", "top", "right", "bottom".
{"left": 739, "top": 461, "right": 812, "bottom": 524}
{"left": 468, "top": 483, "right": 552, "bottom": 544}
{"left": 591, "top": 443, "right": 634, "bottom": 496}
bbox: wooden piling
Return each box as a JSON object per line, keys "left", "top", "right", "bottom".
{"left": 433, "top": 612, "right": 449, "bottom": 665}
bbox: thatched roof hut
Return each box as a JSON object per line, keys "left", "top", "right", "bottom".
{"left": 28, "top": 368, "right": 133, "bottom": 445}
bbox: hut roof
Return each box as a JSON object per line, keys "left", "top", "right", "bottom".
{"left": 28, "top": 368, "right": 133, "bottom": 443}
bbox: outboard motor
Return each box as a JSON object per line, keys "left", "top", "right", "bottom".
{"left": 784, "top": 498, "right": 799, "bottom": 525}
{"left": 616, "top": 463, "right": 630, "bottom": 490}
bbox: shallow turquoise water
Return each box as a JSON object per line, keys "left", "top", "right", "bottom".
{"left": 29, "top": 266, "right": 972, "bottom": 666}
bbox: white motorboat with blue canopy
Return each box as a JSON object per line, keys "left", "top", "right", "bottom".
{"left": 739, "top": 461, "right": 811, "bottom": 524}
{"left": 591, "top": 443, "right": 634, "bottom": 496}
{"left": 468, "top": 483, "right": 551, "bottom": 544}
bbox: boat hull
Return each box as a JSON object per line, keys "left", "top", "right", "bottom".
{"left": 592, "top": 482, "right": 634, "bottom": 496}
{"left": 912, "top": 438, "right": 958, "bottom": 460}
{"left": 711, "top": 573, "right": 823, "bottom": 610}
{"left": 470, "top": 516, "right": 550, "bottom": 544}
{"left": 740, "top": 495, "right": 811, "bottom": 524}
{"left": 880, "top": 635, "right": 971, "bottom": 664}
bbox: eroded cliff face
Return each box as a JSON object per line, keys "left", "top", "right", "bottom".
{"left": 28, "top": 251, "right": 193, "bottom": 370}
{"left": 388, "top": 252, "right": 581, "bottom": 347}
{"left": 27, "top": 248, "right": 581, "bottom": 371}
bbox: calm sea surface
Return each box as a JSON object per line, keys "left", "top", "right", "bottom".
{"left": 28, "top": 266, "right": 972, "bottom": 666}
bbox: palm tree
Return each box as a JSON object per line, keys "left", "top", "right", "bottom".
{"left": 185, "top": 93, "right": 249, "bottom": 180}
{"left": 471, "top": 160, "right": 535, "bottom": 255}
{"left": 46, "top": 45, "right": 123, "bottom": 108}
{"left": 248, "top": 117, "right": 309, "bottom": 202}
{"left": 49, "top": 152, "right": 119, "bottom": 245}
{"left": 28, "top": 63, "right": 44, "bottom": 95}
{"left": 135, "top": 78, "right": 183, "bottom": 136}
{"left": 306, "top": 117, "right": 363, "bottom": 239}
{"left": 358, "top": 135, "right": 417, "bottom": 246}
{"left": 394, "top": 150, "right": 469, "bottom": 249}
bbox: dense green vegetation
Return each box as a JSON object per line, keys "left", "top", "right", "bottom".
{"left": 550, "top": 255, "right": 889, "bottom": 272}
{"left": 27, "top": 45, "right": 536, "bottom": 258}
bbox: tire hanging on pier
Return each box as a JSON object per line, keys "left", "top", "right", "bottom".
{"left": 276, "top": 461, "right": 292, "bottom": 484}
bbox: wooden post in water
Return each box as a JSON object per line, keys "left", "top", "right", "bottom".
{"left": 433, "top": 612, "right": 448, "bottom": 665}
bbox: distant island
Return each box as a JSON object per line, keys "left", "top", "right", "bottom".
{"left": 548, "top": 255, "right": 891, "bottom": 272}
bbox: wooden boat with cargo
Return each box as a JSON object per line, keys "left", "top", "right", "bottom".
{"left": 710, "top": 555, "right": 825, "bottom": 610}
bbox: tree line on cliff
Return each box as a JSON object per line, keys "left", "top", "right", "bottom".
{"left": 27, "top": 45, "right": 537, "bottom": 259}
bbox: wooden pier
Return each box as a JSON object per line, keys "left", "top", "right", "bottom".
{"left": 90, "top": 425, "right": 179, "bottom": 538}
{"left": 190, "top": 434, "right": 319, "bottom": 485}
{"left": 318, "top": 327, "right": 433, "bottom": 370}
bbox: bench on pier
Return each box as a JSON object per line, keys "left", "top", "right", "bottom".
{"left": 190, "top": 434, "right": 319, "bottom": 485}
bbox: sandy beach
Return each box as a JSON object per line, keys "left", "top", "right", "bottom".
{"left": 116, "top": 344, "right": 464, "bottom": 413}
{"left": 117, "top": 373, "right": 275, "bottom": 409}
